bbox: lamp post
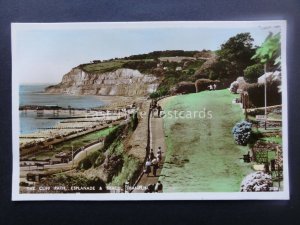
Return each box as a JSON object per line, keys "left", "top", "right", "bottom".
{"left": 264, "top": 64, "right": 267, "bottom": 130}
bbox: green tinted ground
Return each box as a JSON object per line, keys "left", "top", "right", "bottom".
{"left": 80, "top": 59, "right": 155, "bottom": 73}
{"left": 160, "top": 89, "right": 254, "bottom": 192}
{"left": 33, "top": 127, "right": 115, "bottom": 160}
{"left": 81, "top": 60, "right": 126, "bottom": 73}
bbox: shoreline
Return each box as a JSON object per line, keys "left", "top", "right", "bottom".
{"left": 19, "top": 95, "right": 145, "bottom": 150}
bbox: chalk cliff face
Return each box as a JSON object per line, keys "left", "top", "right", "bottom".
{"left": 45, "top": 68, "right": 159, "bottom": 96}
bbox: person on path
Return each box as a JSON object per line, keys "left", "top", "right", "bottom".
{"left": 156, "top": 146, "right": 162, "bottom": 165}
{"left": 157, "top": 146, "right": 162, "bottom": 155}
{"left": 157, "top": 104, "right": 162, "bottom": 118}
{"left": 155, "top": 181, "right": 163, "bottom": 193}
{"left": 156, "top": 152, "right": 162, "bottom": 165}
{"left": 145, "top": 159, "right": 152, "bottom": 177}
{"left": 152, "top": 159, "right": 159, "bottom": 177}
{"left": 145, "top": 184, "right": 155, "bottom": 193}
{"left": 150, "top": 149, "right": 155, "bottom": 160}
{"left": 213, "top": 83, "right": 217, "bottom": 90}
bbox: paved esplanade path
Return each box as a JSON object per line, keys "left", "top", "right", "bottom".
{"left": 132, "top": 104, "right": 167, "bottom": 193}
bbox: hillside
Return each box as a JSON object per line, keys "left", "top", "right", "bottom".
{"left": 45, "top": 50, "right": 214, "bottom": 97}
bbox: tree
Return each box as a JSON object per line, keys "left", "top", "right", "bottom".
{"left": 218, "top": 33, "right": 256, "bottom": 80}
{"left": 251, "top": 32, "right": 281, "bottom": 129}
{"left": 252, "top": 32, "right": 281, "bottom": 70}
{"left": 199, "top": 33, "right": 256, "bottom": 85}
{"left": 244, "top": 63, "right": 264, "bottom": 83}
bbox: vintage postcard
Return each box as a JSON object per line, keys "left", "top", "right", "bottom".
{"left": 12, "top": 21, "right": 289, "bottom": 200}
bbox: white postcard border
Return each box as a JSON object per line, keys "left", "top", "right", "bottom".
{"left": 11, "top": 20, "right": 289, "bottom": 201}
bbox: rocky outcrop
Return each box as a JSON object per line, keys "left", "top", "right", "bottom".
{"left": 45, "top": 68, "right": 159, "bottom": 96}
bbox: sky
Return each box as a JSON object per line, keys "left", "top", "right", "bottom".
{"left": 12, "top": 21, "right": 283, "bottom": 84}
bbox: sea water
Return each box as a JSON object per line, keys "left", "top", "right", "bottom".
{"left": 19, "top": 84, "right": 106, "bottom": 134}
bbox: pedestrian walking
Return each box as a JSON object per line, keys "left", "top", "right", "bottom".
{"left": 213, "top": 83, "right": 217, "bottom": 90}
{"left": 150, "top": 149, "right": 155, "bottom": 160}
{"left": 157, "top": 104, "right": 162, "bottom": 117}
{"left": 156, "top": 152, "right": 162, "bottom": 165}
{"left": 157, "top": 146, "right": 162, "bottom": 155}
{"left": 145, "top": 159, "right": 152, "bottom": 177}
{"left": 152, "top": 159, "right": 159, "bottom": 177}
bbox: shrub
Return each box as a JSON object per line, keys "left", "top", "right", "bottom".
{"left": 123, "top": 60, "right": 157, "bottom": 73}
{"left": 232, "top": 121, "right": 252, "bottom": 145}
{"left": 246, "top": 81, "right": 281, "bottom": 107}
{"left": 149, "top": 87, "right": 168, "bottom": 99}
{"left": 244, "top": 63, "right": 264, "bottom": 83}
{"left": 79, "top": 158, "right": 92, "bottom": 170}
{"left": 240, "top": 171, "right": 273, "bottom": 192}
{"left": 229, "top": 81, "right": 239, "bottom": 93}
{"left": 170, "top": 81, "right": 196, "bottom": 94}
{"left": 103, "top": 124, "right": 126, "bottom": 150}
{"left": 194, "top": 79, "right": 216, "bottom": 92}
{"left": 77, "top": 150, "right": 102, "bottom": 170}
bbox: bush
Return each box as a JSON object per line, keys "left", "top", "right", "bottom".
{"left": 232, "top": 121, "right": 252, "bottom": 145}
{"left": 240, "top": 172, "right": 273, "bottom": 192}
{"left": 170, "top": 81, "right": 196, "bottom": 94}
{"left": 78, "top": 150, "right": 102, "bottom": 170}
{"left": 149, "top": 87, "right": 168, "bottom": 99}
{"left": 244, "top": 63, "right": 264, "bottom": 83}
{"left": 123, "top": 60, "right": 158, "bottom": 73}
{"left": 229, "top": 81, "right": 239, "bottom": 93}
{"left": 246, "top": 81, "right": 281, "bottom": 107}
{"left": 194, "top": 79, "right": 216, "bottom": 92}
{"left": 103, "top": 124, "right": 126, "bottom": 150}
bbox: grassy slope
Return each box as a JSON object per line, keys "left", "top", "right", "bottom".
{"left": 34, "top": 127, "right": 115, "bottom": 160}
{"left": 160, "top": 89, "right": 253, "bottom": 192}
{"left": 80, "top": 60, "right": 126, "bottom": 73}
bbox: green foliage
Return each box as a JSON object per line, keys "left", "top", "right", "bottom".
{"left": 246, "top": 81, "right": 281, "bottom": 107}
{"left": 123, "top": 60, "right": 158, "bottom": 73}
{"left": 187, "top": 68, "right": 195, "bottom": 75}
{"left": 33, "top": 127, "right": 114, "bottom": 160}
{"left": 156, "top": 68, "right": 196, "bottom": 95}
{"left": 150, "top": 87, "right": 168, "bottom": 99}
{"left": 78, "top": 150, "right": 103, "bottom": 170}
{"left": 195, "top": 79, "right": 215, "bottom": 92}
{"left": 244, "top": 63, "right": 264, "bottom": 83}
{"left": 79, "top": 60, "right": 126, "bottom": 73}
{"left": 252, "top": 33, "right": 281, "bottom": 65}
{"left": 198, "top": 33, "right": 256, "bottom": 84}
{"left": 124, "top": 50, "right": 199, "bottom": 60}
{"left": 110, "top": 155, "right": 140, "bottom": 186}
{"left": 217, "top": 33, "right": 256, "bottom": 80}
{"left": 232, "top": 121, "right": 252, "bottom": 146}
{"left": 103, "top": 124, "right": 126, "bottom": 150}
{"left": 130, "top": 112, "right": 139, "bottom": 131}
